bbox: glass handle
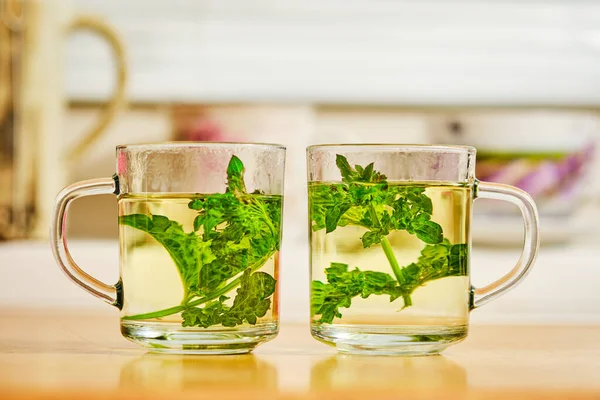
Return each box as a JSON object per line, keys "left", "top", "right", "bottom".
{"left": 50, "top": 176, "right": 122, "bottom": 308}
{"left": 471, "top": 180, "right": 540, "bottom": 309}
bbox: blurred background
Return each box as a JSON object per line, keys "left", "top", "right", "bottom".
{"left": 1, "top": 0, "right": 600, "bottom": 323}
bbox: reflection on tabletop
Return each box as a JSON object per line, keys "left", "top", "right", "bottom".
{"left": 310, "top": 354, "right": 467, "bottom": 392}
{"left": 119, "top": 354, "right": 277, "bottom": 390}
{"left": 1, "top": 313, "right": 599, "bottom": 397}
{"left": 119, "top": 351, "right": 467, "bottom": 393}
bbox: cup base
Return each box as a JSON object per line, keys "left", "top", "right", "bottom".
{"left": 311, "top": 323, "right": 467, "bottom": 356}
{"left": 121, "top": 320, "right": 278, "bottom": 354}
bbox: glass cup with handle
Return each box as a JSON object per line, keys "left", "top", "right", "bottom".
{"left": 51, "top": 142, "right": 286, "bottom": 354}
{"left": 307, "top": 144, "right": 539, "bottom": 355}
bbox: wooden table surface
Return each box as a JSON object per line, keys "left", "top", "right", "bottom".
{"left": 0, "top": 310, "right": 599, "bottom": 400}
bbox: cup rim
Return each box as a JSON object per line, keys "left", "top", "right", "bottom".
{"left": 307, "top": 143, "right": 476, "bottom": 153}
{"left": 116, "top": 141, "right": 286, "bottom": 151}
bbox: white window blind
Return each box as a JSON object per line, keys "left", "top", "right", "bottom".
{"left": 68, "top": 0, "right": 600, "bottom": 105}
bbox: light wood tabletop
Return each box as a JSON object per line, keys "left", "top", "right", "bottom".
{"left": 0, "top": 310, "right": 599, "bottom": 399}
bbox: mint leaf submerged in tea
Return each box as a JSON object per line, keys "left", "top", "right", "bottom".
{"left": 119, "top": 214, "right": 215, "bottom": 292}
{"left": 182, "top": 270, "right": 276, "bottom": 328}
{"left": 119, "top": 155, "right": 281, "bottom": 328}
{"left": 309, "top": 155, "right": 469, "bottom": 324}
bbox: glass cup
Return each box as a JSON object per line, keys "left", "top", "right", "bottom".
{"left": 307, "top": 144, "right": 539, "bottom": 355}
{"left": 51, "top": 143, "right": 286, "bottom": 354}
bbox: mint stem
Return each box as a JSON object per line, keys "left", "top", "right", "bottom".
{"left": 380, "top": 236, "right": 404, "bottom": 285}
{"left": 122, "top": 252, "right": 273, "bottom": 321}
{"left": 381, "top": 237, "right": 414, "bottom": 309}
{"left": 122, "top": 304, "right": 186, "bottom": 321}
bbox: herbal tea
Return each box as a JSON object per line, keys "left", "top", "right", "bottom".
{"left": 309, "top": 155, "right": 471, "bottom": 352}
{"left": 118, "top": 156, "right": 282, "bottom": 351}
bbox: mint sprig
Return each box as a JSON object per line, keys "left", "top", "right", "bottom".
{"left": 119, "top": 155, "right": 281, "bottom": 328}
{"left": 310, "top": 155, "right": 468, "bottom": 324}
{"left": 311, "top": 240, "right": 467, "bottom": 324}
{"left": 310, "top": 155, "right": 443, "bottom": 246}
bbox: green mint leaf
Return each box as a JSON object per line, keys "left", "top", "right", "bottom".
{"left": 326, "top": 262, "right": 350, "bottom": 277}
{"left": 419, "top": 194, "right": 433, "bottom": 215}
{"left": 335, "top": 154, "right": 388, "bottom": 184}
{"left": 311, "top": 262, "right": 359, "bottom": 324}
{"left": 413, "top": 220, "right": 444, "bottom": 244}
{"left": 226, "top": 155, "right": 247, "bottom": 194}
{"left": 119, "top": 214, "right": 216, "bottom": 291}
{"left": 190, "top": 194, "right": 233, "bottom": 239}
{"left": 325, "top": 202, "right": 351, "bottom": 233}
{"left": 311, "top": 263, "right": 397, "bottom": 323}
{"left": 182, "top": 297, "right": 230, "bottom": 328}
{"left": 311, "top": 280, "right": 343, "bottom": 324}
{"left": 184, "top": 269, "right": 277, "bottom": 328}
{"left": 188, "top": 198, "right": 203, "bottom": 210}
{"left": 361, "top": 231, "right": 383, "bottom": 248}
{"left": 223, "top": 270, "right": 276, "bottom": 326}
{"left": 367, "top": 204, "right": 381, "bottom": 228}
{"left": 448, "top": 243, "right": 469, "bottom": 273}
{"left": 362, "top": 163, "right": 374, "bottom": 181}
{"left": 193, "top": 215, "right": 202, "bottom": 232}
{"left": 336, "top": 154, "right": 354, "bottom": 182}
{"left": 308, "top": 183, "right": 348, "bottom": 233}
{"left": 361, "top": 271, "right": 397, "bottom": 298}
